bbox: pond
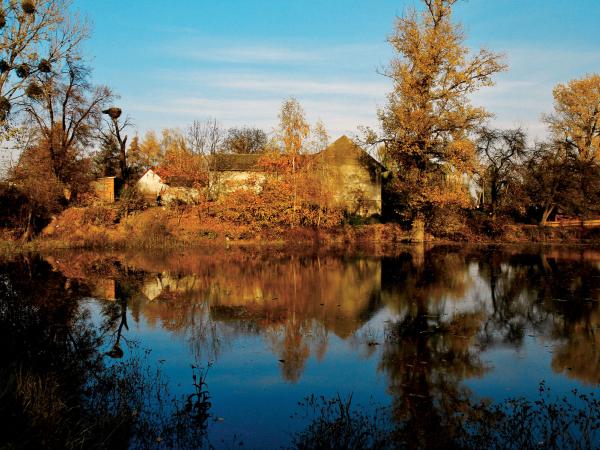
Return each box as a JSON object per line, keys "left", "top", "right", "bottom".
{"left": 1, "top": 244, "right": 599, "bottom": 449}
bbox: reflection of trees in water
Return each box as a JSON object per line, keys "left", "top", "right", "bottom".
{"left": 476, "top": 248, "right": 600, "bottom": 385}
{"left": 378, "top": 247, "right": 488, "bottom": 448}
{"left": 44, "top": 246, "right": 600, "bottom": 388}
{"left": 84, "top": 255, "right": 385, "bottom": 382}
{"left": 376, "top": 245, "right": 600, "bottom": 445}
{"left": 0, "top": 255, "right": 214, "bottom": 449}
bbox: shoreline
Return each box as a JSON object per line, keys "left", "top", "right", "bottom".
{"left": 3, "top": 225, "right": 600, "bottom": 255}
{"left": 3, "top": 205, "right": 600, "bottom": 255}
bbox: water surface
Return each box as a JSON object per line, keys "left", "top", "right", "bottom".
{"left": 2, "top": 245, "right": 599, "bottom": 448}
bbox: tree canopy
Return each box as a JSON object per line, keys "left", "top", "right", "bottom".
{"left": 372, "top": 0, "right": 506, "bottom": 220}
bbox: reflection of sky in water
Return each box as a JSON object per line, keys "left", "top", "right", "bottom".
{"left": 88, "top": 302, "right": 393, "bottom": 446}
{"left": 78, "top": 247, "right": 599, "bottom": 447}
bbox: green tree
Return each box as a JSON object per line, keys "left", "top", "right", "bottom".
{"left": 93, "top": 135, "right": 120, "bottom": 177}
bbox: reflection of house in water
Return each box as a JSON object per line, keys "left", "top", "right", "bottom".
{"left": 132, "top": 258, "right": 384, "bottom": 381}
{"left": 135, "top": 259, "right": 383, "bottom": 338}
{"left": 90, "top": 278, "right": 117, "bottom": 301}
{"left": 140, "top": 273, "right": 200, "bottom": 301}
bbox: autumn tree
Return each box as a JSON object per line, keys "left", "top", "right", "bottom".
{"left": 278, "top": 97, "right": 309, "bottom": 160}
{"left": 521, "top": 142, "right": 578, "bottom": 225}
{"left": 306, "top": 119, "right": 329, "bottom": 153}
{"left": 23, "top": 57, "right": 112, "bottom": 188}
{"left": 541, "top": 74, "right": 600, "bottom": 217}
{"left": 544, "top": 74, "right": 600, "bottom": 163}
{"left": 128, "top": 130, "right": 161, "bottom": 171}
{"left": 222, "top": 126, "right": 267, "bottom": 154}
{"left": 369, "top": 0, "right": 506, "bottom": 225}
{"left": 476, "top": 127, "right": 527, "bottom": 218}
{"left": 185, "top": 119, "right": 225, "bottom": 198}
{"left": 125, "top": 134, "right": 145, "bottom": 177}
{"left": 159, "top": 127, "right": 206, "bottom": 187}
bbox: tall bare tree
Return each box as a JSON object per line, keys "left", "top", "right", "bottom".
{"left": 186, "top": 118, "right": 223, "bottom": 155}
{"left": 186, "top": 118, "right": 224, "bottom": 199}
{"left": 476, "top": 127, "right": 527, "bottom": 218}
{"left": 23, "top": 58, "right": 113, "bottom": 186}
{"left": 100, "top": 107, "right": 132, "bottom": 180}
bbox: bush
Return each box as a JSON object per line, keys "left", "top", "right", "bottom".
{"left": 82, "top": 206, "right": 119, "bottom": 226}
{"left": 117, "top": 185, "right": 148, "bottom": 217}
{"left": 427, "top": 207, "right": 471, "bottom": 240}
{"left": 211, "top": 178, "right": 344, "bottom": 230}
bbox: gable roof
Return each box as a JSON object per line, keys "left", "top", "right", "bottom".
{"left": 211, "top": 153, "right": 263, "bottom": 172}
{"left": 317, "top": 135, "right": 386, "bottom": 171}
{"left": 139, "top": 167, "right": 166, "bottom": 180}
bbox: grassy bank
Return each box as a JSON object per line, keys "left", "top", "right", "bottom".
{"left": 3, "top": 205, "right": 600, "bottom": 253}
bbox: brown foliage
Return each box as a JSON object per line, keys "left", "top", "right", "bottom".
{"left": 371, "top": 0, "right": 506, "bottom": 219}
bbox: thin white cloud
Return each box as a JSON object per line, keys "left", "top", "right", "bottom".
{"left": 154, "top": 69, "right": 389, "bottom": 97}
{"left": 127, "top": 94, "right": 379, "bottom": 139}
{"left": 213, "top": 77, "right": 388, "bottom": 97}
{"left": 182, "top": 46, "right": 320, "bottom": 63}
{"left": 167, "top": 42, "right": 389, "bottom": 65}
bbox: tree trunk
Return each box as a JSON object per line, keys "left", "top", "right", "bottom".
{"left": 411, "top": 214, "right": 425, "bottom": 242}
{"left": 490, "top": 176, "right": 498, "bottom": 218}
{"left": 540, "top": 204, "right": 555, "bottom": 226}
{"left": 21, "top": 209, "right": 34, "bottom": 242}
{"left": 119, "top": 139, "right": 127, "bottom": 180}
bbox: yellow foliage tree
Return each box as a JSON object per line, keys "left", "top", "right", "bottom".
{"left": 372, "top": 0, "right": 506, "bottom": 221}
{"left": 278, "top": 97, "right": 310, "bottom": 159}
{"left": 129, "top": 130, "right": 162, "bottom": 170}
{"left": 544, "top": 74, "right": 600, "bottom": 163}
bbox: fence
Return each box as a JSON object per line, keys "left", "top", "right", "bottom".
{"left": 544, "top": 219, "right": 600, "bottom": 228}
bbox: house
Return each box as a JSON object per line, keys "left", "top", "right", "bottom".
{"left": 208, "top": 136, "right": 385, "bottom": 216}
{"left": 134, "top": 136, "right": 386, "bottom": 216}
{"left": 137, "top": 168, "right": 203, "bottom": 205}
{"left": 210, "top": 153, "right": 266, "bottom": 195}
{"left": 314, "top": 136, "right": 385, "bottom": 216}
{"left": 136, "top": 168, "right": 169, "bottom": 199}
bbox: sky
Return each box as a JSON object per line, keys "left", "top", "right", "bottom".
{"left": 76, "top": 0, "right": 600, "bottom": 142}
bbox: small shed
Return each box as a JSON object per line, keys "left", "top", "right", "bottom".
{"left": 91, "top": 176, "right": 118, "bottom": 203}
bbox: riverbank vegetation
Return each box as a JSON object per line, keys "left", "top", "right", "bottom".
{"left": 1, "top": 0, "right": 599, "bottom": 247}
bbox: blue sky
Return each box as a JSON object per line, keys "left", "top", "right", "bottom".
{"left": 76, "top": 0, "right": 600, "bottom": 141}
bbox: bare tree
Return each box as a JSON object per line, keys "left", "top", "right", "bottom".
{"left": 186, "top": 118, "right": 224, "bottom": 199}
{"left": 23, "top": 58, "right": 113, "bottom": 186}
{"left": 186, "top": 118, "right": 223, "bottom": 155}
{"left": 0, "top": 0, "right": 89, "bottom": 124}
{"left": 222, "top": 127, "right": 268, "bottom": 154}
{"left": 476, "top": 127, "right": 527, "bottom": 217}
{"left": 100, "top": 107, "right": 133, "bottom": 180}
